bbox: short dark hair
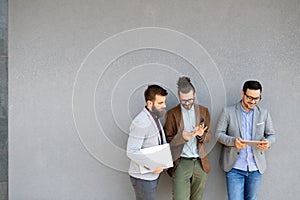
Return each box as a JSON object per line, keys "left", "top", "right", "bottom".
{"left": 177, "top": 76, "right": 195, "bottom": 94}
{"left": 242, "top": 80, "right": 262, "bottom": 93}
{"left": 144, "top": 84, "right": 168, "bottom": 102}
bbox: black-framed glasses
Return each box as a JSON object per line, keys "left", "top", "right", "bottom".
{"left": 244, "top": 93, "right": 261, "bottom": 101}
{"left": 180, "top": 97, "right": 195, "bottom": 104}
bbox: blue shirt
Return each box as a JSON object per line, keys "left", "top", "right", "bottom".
{"left": 233, "top": 105, "right": 258, "bottom": 171}
{"left": 180, "top": 105, "right": 199, "bottom": 158}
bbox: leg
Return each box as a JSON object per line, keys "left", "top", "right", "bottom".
{"left": 226, "top": 168, "right": 246, "bottom": 200}
{"left": 173, "top": 159, "right": 193, "bottom": 200}
{"left": 130, "top": 176, "right": 159, "bottom": 200}
{"left": 244, "top": 170, "right": 262, "bottom": 200}
{"left": 190, "top": 160, "right": 207, "bottom": 200}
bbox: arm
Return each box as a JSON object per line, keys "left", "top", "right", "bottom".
{"left": 257, "top": 111, "right": 276, "bottom": 151}
{"left": 164, "top": 111, "right": 187, "bottom": 146}
{"left": 215, "top": 107, "right": 247, "bottom": 150}
{"left": 196, "top": 107, "right": 211, "bottom": 143}
{"left": 126, "top": 120, "right": 162, "bottom": 172}
{"left": 264, "top": 111, "right": 276, "bottom": 145}
{"left": 215, "top": 108, "right": 251, "bottom": 149}
{"left": 215, "top": 108, "right": 235, "bottom": 146}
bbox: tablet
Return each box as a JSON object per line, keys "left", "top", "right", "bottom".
{"left": 241, "top": 140, "right": 268, "bottom": 145}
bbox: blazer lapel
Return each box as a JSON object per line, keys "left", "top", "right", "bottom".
{"left": 194, "top": 104, "right": 200, "bottom": 126}
{"left": 235, "top": 103, "right": 243, "bottom": 138}
{"left": 176, "top": 105, "right": 184, "bottom": 135}
{"left": 252, "top": 106, "right": 258, "bottom": 140}
{"left": 145, "top": 108, "right": 161, "bottom": 145}
{"left": 159, "top": 120, "right": 167, "bottom": 144}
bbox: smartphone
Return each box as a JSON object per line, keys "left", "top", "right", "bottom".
{"left": 196, "top": 118, "right": 205, "bottom": 140}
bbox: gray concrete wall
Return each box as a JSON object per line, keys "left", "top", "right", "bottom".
{"left": 9, "top": 0, "right": 300, "bottom": 199}
{"left": 0, "top": 0, "right": 8, "bottom": 199}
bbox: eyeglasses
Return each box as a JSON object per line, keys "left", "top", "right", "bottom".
{"left": 244, "top": 93, "right": 261, "bottom": 101}
{"left": 180, "top": 97, "right": 195, "bottom": 104}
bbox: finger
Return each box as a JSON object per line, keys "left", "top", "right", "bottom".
{"left": 193, "top": 126, "right": 198, "bottom": 132}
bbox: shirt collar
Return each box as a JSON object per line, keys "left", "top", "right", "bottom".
{"left": 240, "top": 104, "right": 253, "bottom": 114}
{"left": 180, "top": 104, "right": 195, "bottom": 113}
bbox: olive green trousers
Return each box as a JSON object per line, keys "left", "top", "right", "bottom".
{"left": 173, "top": 158, "right": 207, "bottom": 200}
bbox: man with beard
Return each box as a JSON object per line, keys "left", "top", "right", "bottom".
{"left": 215, "top": 80, "right": 275, "bottom": 200}
{"left": 127, "top": 84, "right": 168, "bottom": 200}
{"left": 164, "top": 76, "right": 211, "bottom": 200}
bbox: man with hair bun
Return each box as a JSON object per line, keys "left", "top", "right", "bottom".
{"left": 164, "top": 76, "right": 211, "bottom": 200}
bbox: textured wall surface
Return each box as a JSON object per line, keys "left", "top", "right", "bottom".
{"left": 9, "top": 0, "right": 300, "bottom": 199}
{"left": 0, "top": 0, "right": 8, "bottom": 199}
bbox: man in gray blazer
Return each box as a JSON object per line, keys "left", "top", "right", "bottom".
{"left": 215, "top": 80, "right": 275, "bottom": 200}
{"left": 127, "top": 84, "right": 168, "bottom": 200}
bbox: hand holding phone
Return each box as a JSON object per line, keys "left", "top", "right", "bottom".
{"left": 196, "top": 118, "right": 206, "bottom": 140}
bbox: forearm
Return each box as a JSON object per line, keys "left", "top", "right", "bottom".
{"left": 127, "top": 126, "right": 158, "bottom": 170}
{"left": 215, "top": 109, "right": 235, "bottom": 146}
{"left": 164, "top": 113, "right": 187, "bottom": 146}
{"left": 215, "top": 131, "right": 236, "bottom": 146}
{"left": 264, "top": 112, "right": 276, "bottom": 146}
{"left": 169, "top": 131, "right": 187, "bottom": 146}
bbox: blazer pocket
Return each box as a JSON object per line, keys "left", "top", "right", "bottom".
{"left": 257, "top": 122, "right": 264, "bottom": 126}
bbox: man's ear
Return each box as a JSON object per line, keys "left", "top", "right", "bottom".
{"left": 146, "top": 100, "right": 153, "bottom": 110}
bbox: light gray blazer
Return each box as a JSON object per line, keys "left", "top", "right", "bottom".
{"left": 127, "top": 107, "right": 166, "bottom": 180}
{"left": 215, "top": 102, "right": 275, "bottom": 174}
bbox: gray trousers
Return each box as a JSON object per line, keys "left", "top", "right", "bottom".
{"left": 130, "top": 176, "right": 159, "bottom": 200}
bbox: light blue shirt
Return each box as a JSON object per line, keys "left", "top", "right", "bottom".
{"left": 233, "top": 105, "right": 258, "bottom": 171}
{"left": 180, "top": 105, "right": 199, "bottom": 158}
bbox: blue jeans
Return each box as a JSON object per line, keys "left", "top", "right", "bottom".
{"left": 130, "top": 176, "right": 159, "bottom": 200}
{"left": 226, "top": 168, "right": 262, "bottom": 200}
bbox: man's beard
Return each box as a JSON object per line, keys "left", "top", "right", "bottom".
{"left": 182, "top": 102, "right": 194, "bottom": 110}
{"left": 242, "top": 99, "right": 256, "bottom": 111}
{"left": 152, "top": 105, "right": 165, "bottom": 118}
